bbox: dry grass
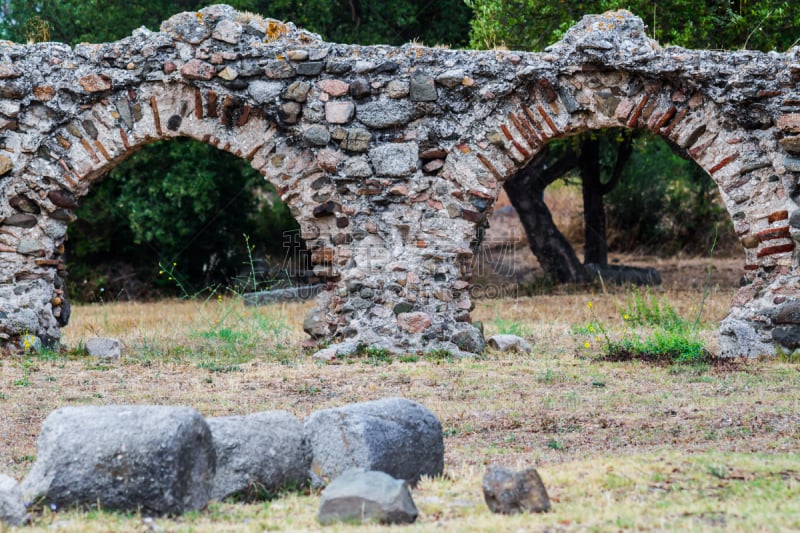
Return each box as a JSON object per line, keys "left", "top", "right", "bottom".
{"left": 2, "top": 279, "right": 800, "bottom": 532}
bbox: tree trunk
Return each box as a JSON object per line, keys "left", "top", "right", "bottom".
{"left": 504, "top": 150, "right": 588, "bottom": 283}
{"left": 580, "top": 137, "right": 608, "bottom": 266}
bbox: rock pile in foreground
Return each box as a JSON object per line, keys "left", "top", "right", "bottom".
{"left": 2, "top": 398, "right": 553, "bottom": 527}
{"left": 3, "top": 397, "right": 443, "bottom": 524}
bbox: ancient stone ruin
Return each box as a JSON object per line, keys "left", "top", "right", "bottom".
{"left": 1, "top": 5, "right": 799, "bottom": 357}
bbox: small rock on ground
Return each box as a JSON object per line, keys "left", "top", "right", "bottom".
{"left": 85, "top": 337, "right": 121, "bottom": 359}
{"left": 482, "top": 465, "right": 550, "bottom": 514}
{"left": 0, "top": 474, "right": 27, "bottom": 527}
{"left": 451, "top": 326, "right": 485, "bottom": 354}
{"left": 487, "top": 334, "right": 532, "bottom": 354}
{"left": 318, "top": 468, "right": 418, "bottom": 525}
{"left": 311, "top": 340, "right": 361, "bottom": 362}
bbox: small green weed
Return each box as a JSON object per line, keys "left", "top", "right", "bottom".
{"left": 622, "top": 289, "right": 687, "bottom": 331}
{"left": 493, "top": 317, "right": 529, "bottom": 337}
{"left": 547, "top": 438, "right": 563, "bottom": 450}
{"left": 197, "top": 361, "right": 243, "bottom": 373}
{"left": 571, "top": 321, "right": 603, "bottom": 336}
{"left": 442, "top": 427, "right": 460, "bottom": 437}
{"left": 425, "top": 348, "right": 453, "bottom": 361}
{"left": 359, "top": 346, "right": 392, "bottom": 365}
{"left": 605, "top": 329, "right": 710, "bottom": 364}
{"left": 297, "top": 383, "right": 322, "bottom": 395}
{"left": 776, "top": 347, "right": 800, "bottom": 364}
{"left": 201, "top": 327, "right": 249, "bottom": 344}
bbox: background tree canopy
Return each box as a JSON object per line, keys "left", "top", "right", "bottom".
{"left": 467, "top": 0, "right": 800, "bottom": 51}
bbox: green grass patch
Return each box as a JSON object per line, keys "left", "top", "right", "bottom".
{"left": 604, "top": 329, "right": 711, "bottom": 364}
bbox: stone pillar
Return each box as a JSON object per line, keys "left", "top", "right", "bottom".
{"left": 307, "top": 197, "right": 484, "bottom": 356}
{"left": 0, "top": 203, "right": 68, "bottom": 347}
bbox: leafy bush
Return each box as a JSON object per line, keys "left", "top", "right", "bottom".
{"left": 68, "top": 139, "right": 299, "bottom": 301}
{"left": 621, "top": 289, "right": 688, "bottom": 332}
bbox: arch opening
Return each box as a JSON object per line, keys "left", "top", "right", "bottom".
{"left": 66, "top": 136, "right": 304, "bottom": 303}
{"left": 480, "top": 127, "right": 743, "bottom": 292}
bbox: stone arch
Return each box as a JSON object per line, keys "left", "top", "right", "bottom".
{"left": 447, "top": 13, "right": 798, "bottom": 357}
{"left": 4, "top": 77, "right": 341, "bottom": 343}
{"left": 1, "top": 5, "right": 798, "bottom": 357}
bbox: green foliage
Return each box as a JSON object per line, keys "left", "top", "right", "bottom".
{"left": 466, "top": 0, "right": 800, "bottom": 52}
{"left": 68, "top": 139, "right": 298, "bottom": 300}
{"left": 571, "top": 320, "right": 603, "bottom": 336}
{"left": 0, "top": 0, "right": 471, "bottom": 48}
{"left": 492, "top": 317, "right": 529, "bottom": 337}
{"left": 425, "top": 348, "right": 454, "bottom": 361}
{"left": 196, "top": 361, "right": 243, "bottom": 373}
{"left": 605, "top": 328, "right": 710, "bottom": 364}
{"left": 621, "top": 289, "right": 688, "bottom": 331}
{"left": 580, "top": 293, "right": 710, "bottom": 365}
{"left": 606, "top": 132, "right": 731, "bottom": 254}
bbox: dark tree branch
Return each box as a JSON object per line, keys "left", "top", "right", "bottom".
{"left": 514, "top": 146, "right": 579, "bottom": 192}
{"left": 598, "top": 132, "right": 635, "bottom": 195}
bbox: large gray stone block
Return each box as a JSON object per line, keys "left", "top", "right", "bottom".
{"left": 304, "top": 398, "right": 444, "bottom": 487}
{"left": 0, "top": 474, "right": 27, "bottom": 527}
{"left": 369, "top": 142, "right": 419, "bottom": 177}
{"left": 20, "top": 405, "right": 215, "bottom": 516}
{"left": 207, "top": 411, "right": 310, "bottom": 501}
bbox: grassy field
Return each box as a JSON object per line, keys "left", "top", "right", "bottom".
{"left": 1, "top": 280, "right": 799, "bottom": 531}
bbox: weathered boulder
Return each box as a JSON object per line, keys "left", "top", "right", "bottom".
{"left": 85, "top": 337, "right": 121, "bottom": 359}
{"left": 0, "top": 474, "right": 26, "bottom": 527}
{"left": 304, "top": 398, "right": 444, "bottom": 487}
{"left": 317, "top": 469, "right": 418, "bottom": 525}
{"left": 482, "top": 465, "right": 550, "bottom": 514}
{"left": 719, "top": 315, "right": 777, "bottom": 358}
{"left": 207, "top": 411, "right": 310, "bottom": 501}
{"left": 451, "top": 327, "right": 485, "bottom": 354}
{"left": 20, "top": 405, "right": 215, "bottom": 515}
{"left": 487, "top": 334, "right": 532, "bottom": 354}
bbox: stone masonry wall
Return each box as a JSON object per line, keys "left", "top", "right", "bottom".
{"left": 0, "top": 5, "right": 798, "bottom": 357}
